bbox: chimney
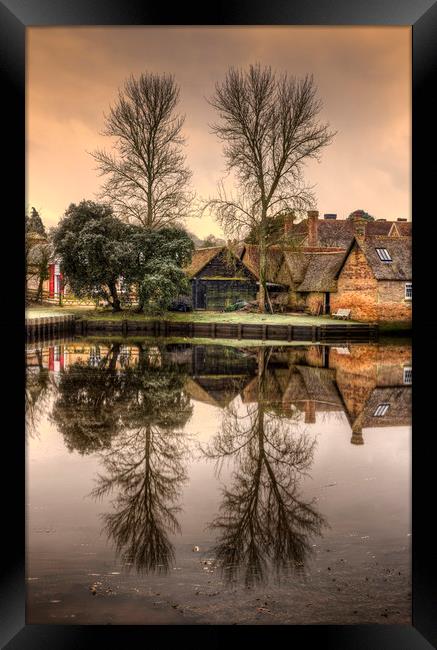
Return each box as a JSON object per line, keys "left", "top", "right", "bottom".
{"left": 397, "top": 217, "right": 407, "bottom": 222}
{"left": 307, "top": 210, "right": 319, "bottom": 247}
{"left": 304, "top": 400, "right": 316, "bottom": 424}
{"left": 350, "top": 212, "right": 368, "bottom": 239}
{"left": 283, "top": 211, "right": 295, "bottom": 236}
{"left": 324, "top": 213, "right": 337, "bottom": 220}
{"left": 376, "top": 218, "right": 386, "bottom": 222}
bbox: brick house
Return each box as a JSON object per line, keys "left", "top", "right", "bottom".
{"left": 270, "top": 210, "right": 412, "bottom": 323}
{"left": 330, "top": 235, "right": 412, "bottom": 323}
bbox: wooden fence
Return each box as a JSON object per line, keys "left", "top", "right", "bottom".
{"left": 26, "top": 287, "right": 141, "bottom": 307}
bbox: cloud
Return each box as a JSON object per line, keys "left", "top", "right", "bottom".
{"left": 27, "top": 26, "right": 411, "bottom": 235}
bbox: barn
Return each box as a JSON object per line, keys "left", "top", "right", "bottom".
{"left": 184, "top": 246, "right": 258, "bottom": 310}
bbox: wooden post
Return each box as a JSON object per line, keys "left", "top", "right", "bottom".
{"left": 287, "top": 325, "right": 292, "bottom": 342}
{"left": 262, "top": 324, "right": 267, "bottom": 341}
{"left": 311, "top": 325, "right": 317, "bottom": 342}
{"left": 238, "top": 324, "right": 242, "bottom": 340}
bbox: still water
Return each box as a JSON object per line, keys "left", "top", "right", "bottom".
{"left": 26, "top": 338, "right": 411, "bottom": 625}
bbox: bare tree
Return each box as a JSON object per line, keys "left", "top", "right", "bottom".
{"left": 205, "top": 64, "right": 335, "bottom": 311}
{"left": 91, "top": 72, "right": 193, "bottom": 229}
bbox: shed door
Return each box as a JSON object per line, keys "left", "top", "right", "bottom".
{"left": 196, "top": 281, "right": 207, "bottom": 309}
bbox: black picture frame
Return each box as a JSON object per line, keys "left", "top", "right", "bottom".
{"left": 2, "top": 1, "right": 436, "bottom": 647}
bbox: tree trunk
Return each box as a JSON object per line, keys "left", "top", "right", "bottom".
{"left": 147, "top": 180, "right": 153, "bottom": 228}
{"left": 135, "top": 285, "right": 144, "bottom": 313}
{"left": 258, "top": 217, "right": 267, "bottom": 313}
{"left": 108, "top": 281, "right": 122, "bottom": 312}
{"left": 36, "top": 275, "right": 44, "bottom": 303}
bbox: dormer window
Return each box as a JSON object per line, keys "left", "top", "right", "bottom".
{"left": 374, "top": 403, "right": 390, "bottom": 417}
{"left": 376, "top": 248, "right": 392, "bottom": 262}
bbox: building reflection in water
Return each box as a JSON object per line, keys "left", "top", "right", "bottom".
{"left": 25, "top": 338, "right": 411, "bottom": 581}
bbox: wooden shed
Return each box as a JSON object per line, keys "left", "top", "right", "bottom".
{"left": 184, "top": 246, "right": 258, "bottom": 310}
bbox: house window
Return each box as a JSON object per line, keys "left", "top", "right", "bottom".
{"left": 375, "top": 248, "right": 392, "bottom": 262}
{"left": 89, "top": 346, "right": 101, "bottom": 368}
{"left": 374, "top": 403, "right": 390, "bottom": 417}
{"left": 403, "top": 367, "right": 412, "bottom": 385}
{"left": 405, "top": 282, "right": 412, "bottom": 300}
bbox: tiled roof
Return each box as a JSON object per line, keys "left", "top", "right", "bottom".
{"left": 356, "top": 236, "right": 412, "bottom": 280}
{"left": 286, "top": 218, "right": 409, "bottom": 248}
{"left": 354, "top": 386, "right": 411, "bottom": 430}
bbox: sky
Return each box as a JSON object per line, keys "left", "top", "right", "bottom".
{"left": 27, "top": 26, "right": 411, "bottom": 239}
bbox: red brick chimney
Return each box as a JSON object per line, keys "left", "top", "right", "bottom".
{"left": 307, "top": 210, "right": 319, "bottom": 247}
{"left": 283, "top": 211, "right": 295, "bottom": 236}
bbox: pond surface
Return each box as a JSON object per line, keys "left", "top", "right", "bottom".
{"left": 26, "top": 338, "right": 411, "bottom": 625}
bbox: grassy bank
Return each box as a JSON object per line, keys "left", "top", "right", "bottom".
{"left": 73, "top": 334, "right": 318, "bottom": 348}
{"left": 26, "top": 304, "right": 358, "bottom": 327}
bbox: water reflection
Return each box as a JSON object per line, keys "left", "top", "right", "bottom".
{"left": 25, "top": 338, "right": 412, "bottom": 586}
{"left": 25, "top": 347, "right": 53, "bottom": 438}
{"left": 202, "top": 349, "right": 326, "bottom": 586}
{"left": 50, "top": 342, "right": 192, "bottom": 573}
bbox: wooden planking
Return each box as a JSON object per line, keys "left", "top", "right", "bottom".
{"left": 25, "top": 314, "right": 378, "bottom": 344}
{"left": 73, "top": 319, "right": 378, "bottom": 343}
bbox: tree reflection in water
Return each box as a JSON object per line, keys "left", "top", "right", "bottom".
{"left": 51, "top": 343, "right": 193, "bottom": 574}
{"left": 26, "top": 348, "right": 53, "bottom": 438}
{"left": 201, "top": 349, "right": 327, "bottom": 587}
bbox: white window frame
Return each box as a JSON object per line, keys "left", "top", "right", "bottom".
{"left": 375, "top": 248, "right": 392, "bottom": 262}
{"left": 374, "top": 403, "right": 390, "bottom": 417}
{"left": 403, "top": 367, "right": 412, "bottom": 385}
{"left": 405, "top": 282, "right": 412, "bottom": 300}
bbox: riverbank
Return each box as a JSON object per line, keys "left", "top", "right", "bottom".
{"left": 26, "top": 308, "right": 378, "bottom": 344}
{"left": 26, "top": 305, "right": 357, "bottom": 327}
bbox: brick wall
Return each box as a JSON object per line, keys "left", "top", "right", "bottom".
{"left": 376, "top": 281, "right": 412, "bottom": 321}
{"left": 306, "top": 292, "right": 325, "bottom": 315}
{"left": 330, "top": 245, "right": 378, "bottom": 321}
{"left": 331, "top": 244, "right": 411, "bottom": 323}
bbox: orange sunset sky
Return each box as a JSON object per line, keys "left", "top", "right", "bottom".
{"left": 27, "top": 26, "right": 411, "bottom": 238}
